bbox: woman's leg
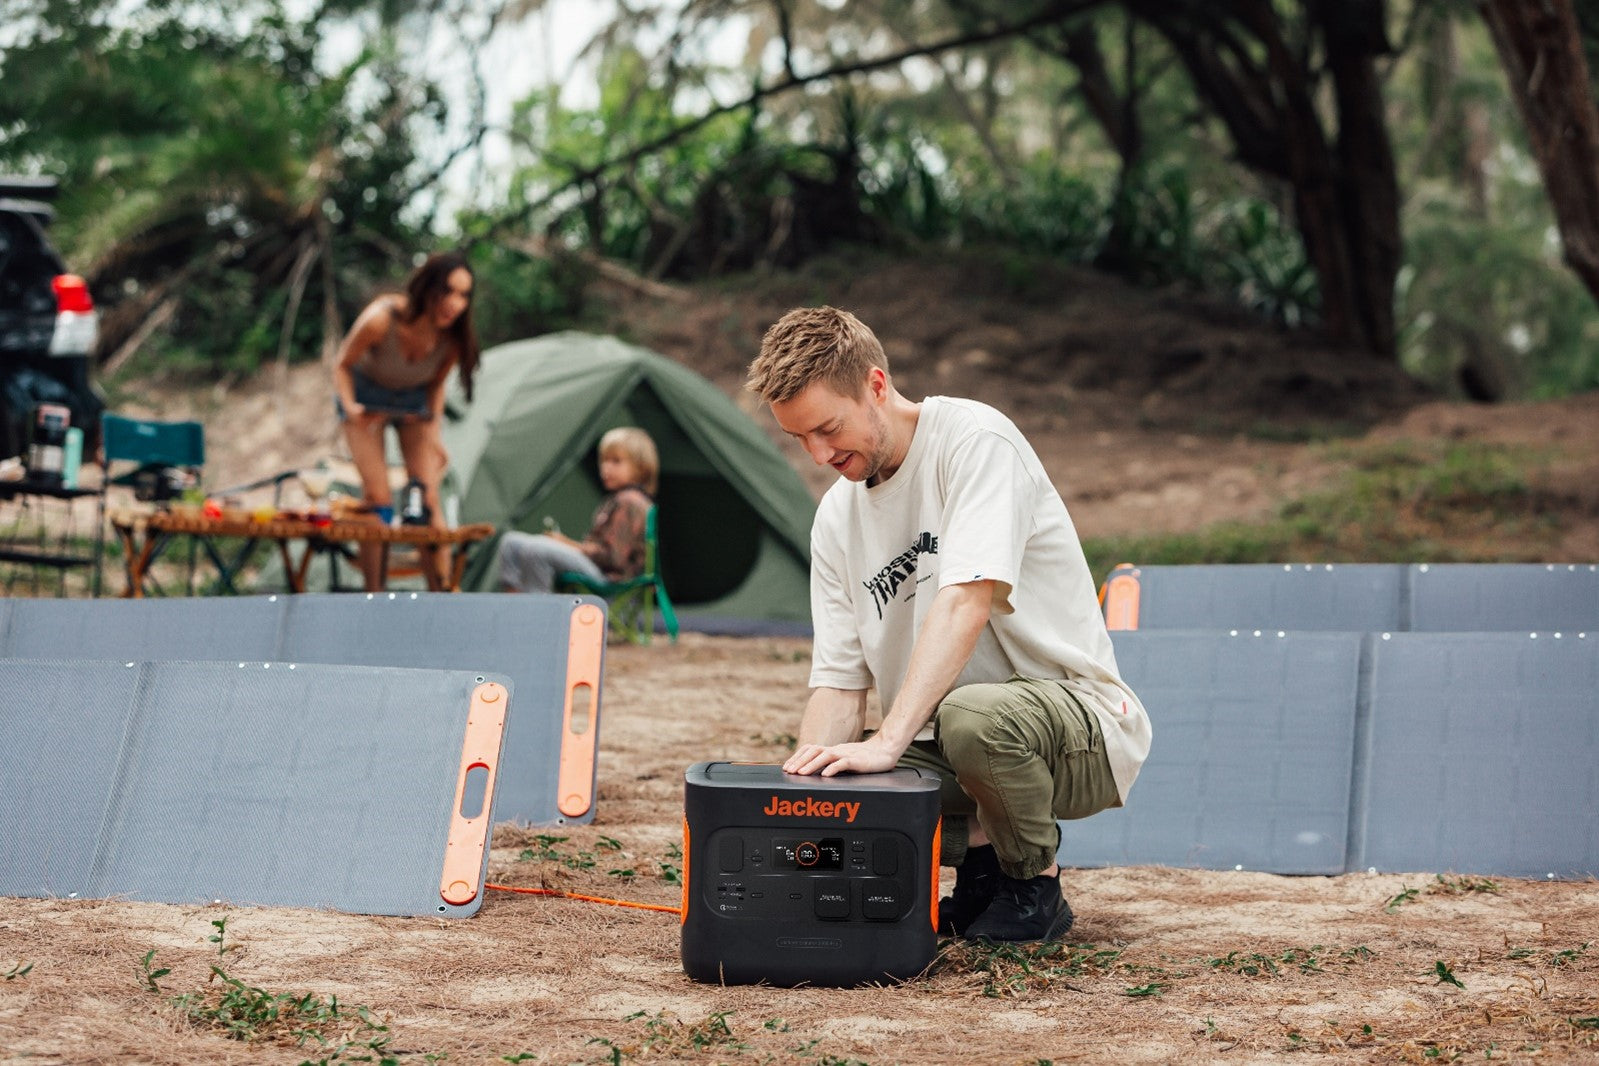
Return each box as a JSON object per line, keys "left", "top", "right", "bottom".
{"left": 341, "top": 414, "right": 394, "bottom": 592}
{"left": 396, "top": 419, "right": 450, "bottom": 589}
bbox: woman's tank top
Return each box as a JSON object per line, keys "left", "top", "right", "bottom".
{"left": 353, "top": 299, "right": 454, "bottom": 389}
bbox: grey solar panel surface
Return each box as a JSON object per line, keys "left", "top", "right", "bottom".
{"left": 1407, "top": 563, "right": 1599, "bottom": 633}
{"left": 1354, "top": 632, "right": 1599, "bottom": 879}
{"left": 0, "top": 593, "right": 599, "bottom": 825}
{"left": 1118, "top": 564, "right": 1406, "bottom": 632}
{"left": 275, "top": 593, "right": 594, "bottom": 826}
{"left": 4, "top": 596, "right": 287, "bottom": 660}
{"left": 0, "top": 660, "right": 510, "bottom": 916}
{"left": 1057, "top": 630, "right": 1364, "bottom": 874}
{"left": 0, "top": 659, "right": 139, "bottom": 898}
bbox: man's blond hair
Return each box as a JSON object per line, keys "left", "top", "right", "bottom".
{"left": 745, "top": 306, "right": 888, "bottom": 404}
{"left": 598, "top": 426, "right": 659, "bottom": 495}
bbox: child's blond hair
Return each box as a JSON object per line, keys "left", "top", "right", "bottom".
{"left": 598, "top": 426, "right": 659, "bottom": 495}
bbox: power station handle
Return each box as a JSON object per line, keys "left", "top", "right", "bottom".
{"left": 439, "top": 681, "right": 509, "bottom": 906}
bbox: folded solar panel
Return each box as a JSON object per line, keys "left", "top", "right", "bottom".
{"left": 1101, "top": 563, "right": 1406, "bottom": 633}
{"left": 1407, "top": 563, "right": 1599, "bottom": 633}
{"left": 1353, "top": 632, "right": 1599, "bottom": 879}
{"left": 1057, "top": 630, "right": 1365, "bottom": 875}
{"left": 0, "top": 593, "right": 605, "bottom": 826}
{"left": 0, "top": 659, "right": 510, "bottom": 916}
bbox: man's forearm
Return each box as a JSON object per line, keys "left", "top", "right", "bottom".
{"left": 798, "top": 687, "right": 868, "bottom": 747}
{"left": 871, "top": 581, "right": 993, "bottom": 754}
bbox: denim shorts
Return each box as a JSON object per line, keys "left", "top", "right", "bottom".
{"left": 336, "top": 371, "right": 431, "bottom": 422}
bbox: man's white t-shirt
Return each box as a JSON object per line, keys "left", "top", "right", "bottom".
{"left": 808, "top": 396, "right": 1152, "bottom": 802}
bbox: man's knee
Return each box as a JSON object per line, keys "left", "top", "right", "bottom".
{"left": 934, "top": 683, "right": 1020, "bottom": 766}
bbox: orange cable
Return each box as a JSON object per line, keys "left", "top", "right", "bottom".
{"left": 485, "top": 881, "right": 683, "bottom": 915}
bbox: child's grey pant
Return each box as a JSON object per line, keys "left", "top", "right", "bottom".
{"left": 496, "top": 531, "right": 602, "bottom": 593}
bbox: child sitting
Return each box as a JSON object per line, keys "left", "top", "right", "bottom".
{"left": 497, "top": 427, "right": 657, "bottom": 593}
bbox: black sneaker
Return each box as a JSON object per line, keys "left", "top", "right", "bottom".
{"left": 963, "top": 872, "right": 1075, "bottom": 943}
{"left": 937, "top": 844, "right": 1002, "bottom": 936}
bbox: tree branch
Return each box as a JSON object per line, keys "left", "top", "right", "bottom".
{"left": 482, "top": 0, "right": 1103, "bottom": 239}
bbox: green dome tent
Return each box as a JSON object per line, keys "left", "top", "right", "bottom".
{"left": 443, "top": 332, "right": 815, "bottom": 631}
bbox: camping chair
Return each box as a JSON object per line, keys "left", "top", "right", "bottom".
{"left": 558, "top": 506, "right": 678, "bottom": 644}
{"left": 95, "top": 413, "right": 211, "bottom": 596}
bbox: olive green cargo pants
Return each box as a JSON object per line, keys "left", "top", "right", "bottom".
{"left": 896, "top": 676, "right": 1120, "bottom": 880}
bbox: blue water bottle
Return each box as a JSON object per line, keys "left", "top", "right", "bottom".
{"left": 62, "top": 427, "right": 83, "bottom": 489}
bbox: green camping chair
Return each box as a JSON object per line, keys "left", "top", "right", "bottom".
{"left": 95, "top": 413, "right": 207, "bottom": 596}
{"left": 558, "top": 506, "right": 678, "bottom": 644}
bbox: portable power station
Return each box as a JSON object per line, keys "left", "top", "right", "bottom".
{"left": 681, "top": 761, "right": 942, "bottom": 987}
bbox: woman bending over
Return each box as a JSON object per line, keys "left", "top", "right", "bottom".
{"left": 333, "top": 251, "right": 480, "bottom": 590}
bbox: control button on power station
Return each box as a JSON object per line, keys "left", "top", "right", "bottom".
{"left": 814, "top": 879, "right": 850, "bottom": 920}
{"left": 861, "top": 879, "right": 903, "bottom": 921}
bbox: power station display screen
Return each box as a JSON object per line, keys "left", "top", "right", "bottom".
{"left": 773, "top": 838, "right": 843, "bottom": 870}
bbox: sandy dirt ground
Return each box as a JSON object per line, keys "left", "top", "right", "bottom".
{"left": 2, "top": 635, "right": 1597, "bottom": 1065}
{"left": 4, "top": 255, "right": 1598, "bottom": 1063}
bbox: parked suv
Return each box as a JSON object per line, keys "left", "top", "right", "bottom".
{"left": 0, "top": 175, "right": 104, "bottom": 461}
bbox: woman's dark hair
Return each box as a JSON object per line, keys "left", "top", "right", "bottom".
{"left": 402, "top": 250, "right": 481, "bottom": 401}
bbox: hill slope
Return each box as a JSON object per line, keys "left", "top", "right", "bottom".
{"left": 122, "top": 248, "right": 1599, "bottom": 561}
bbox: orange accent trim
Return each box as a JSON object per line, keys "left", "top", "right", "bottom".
{"left": 930, "top": 817, "right": 943, "bottom": 933}
{"left": 485, "top": 882, "right": 682, "bottom": 915}
{"left": 556, "top": 604, "right": 606, "bottom": 818}
{"left": 439, "top": 681, "right": 509, "bottom": 906}
{"left": 680, "top": 816, "right": 691, "bottom": 925}
{"left": 1102, "top": 566, "right": 1142, "bottom": 631}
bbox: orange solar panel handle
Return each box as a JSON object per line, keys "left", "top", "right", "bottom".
{"left": 557, "top": 603, "right": 606, "bottom": 818}
{"left": 1103, "top": 567, "right": 1142, "bottom": 631}
{"left": 440, "top": 681, "right": 509, "bottom": 906}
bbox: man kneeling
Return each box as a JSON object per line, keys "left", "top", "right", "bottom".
{"left": 746, "top": 306, "right": 1152, "bottom": 942}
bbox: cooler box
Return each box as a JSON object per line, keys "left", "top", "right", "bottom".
{"left": 681, "top": 761, "right": 942, "bottom": 987}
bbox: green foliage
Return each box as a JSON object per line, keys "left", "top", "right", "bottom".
{"left": 5, "top": 1, "right": 1596, "bottom": 397}
{"left": 460, "top": 240, "right": 592, "bottom": 346}
{"left": 1386, "top": 886, "right": 1420, "bottom": 912}
{"left": 508, "top": 56, "right": 827, "bottom": 278}
{"left": 515, "top": 833, "right": 597, "bottom": 870}
{"left": 600, "top": 1009, "right": 747, "bottom": 1058}
{"left": 138, "top": 924, "right": 468, "bottom": 1062}
{"left": 1389, "top": 13, "right": 1599, "bottom": 399}
{"left": 938, "top": 938, "right": 1122, "bottom": 998}
{"left": 1212, "top": 199, "right": 1318, "bottom": 328}
{"left": 958, "top": 158, "right": 1107, "bottom": 264}
{"left": 1400, "top": 200, "right": 1599, "bottom": 399}
{"left": 0, "top": 1, "right": 440, "bottom": 378}
{"left": 1431, "top": 874, "right": 1500, "bottom": 896}
{"left": 140, "top": 948, "right": 171, "bottom": 992}
{"left": 1550, "top": 942, "right": 1591, "bottom": 968}
{"left": 208, "top": 917, "right": 234, "bottom": 956}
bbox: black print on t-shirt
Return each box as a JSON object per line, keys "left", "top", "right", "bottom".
{"left": 862, "top": 531, "right": 938, "bottom": 620}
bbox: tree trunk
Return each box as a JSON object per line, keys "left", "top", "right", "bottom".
{"left": 1480, "top": 0, "right": 1599, "bottom": 302}
{"left": 1318, "top": 0, "right": 1402, "bottom": 359}
{"left": 1136, "top": 0, "right": 1401, "bottom": 358}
